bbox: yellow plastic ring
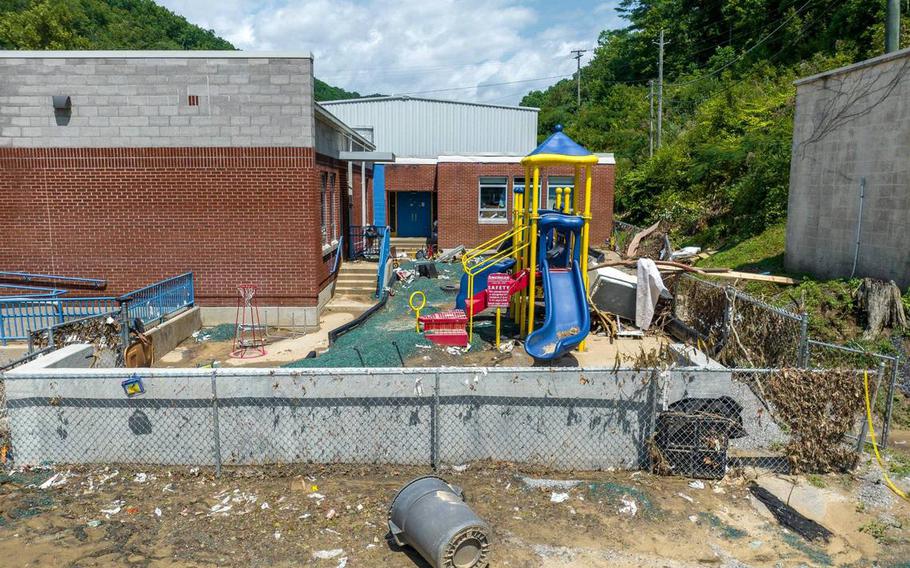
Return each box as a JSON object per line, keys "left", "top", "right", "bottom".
{"left": 409, "top": 291, "right": 427, "bottom": 311}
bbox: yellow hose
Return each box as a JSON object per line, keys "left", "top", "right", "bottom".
{"left": 863, "top": 371, "right": 909, "bottom": 502}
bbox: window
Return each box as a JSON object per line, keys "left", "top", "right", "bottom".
{"left": 188, "top": 95, "right": 200, "bottom": 106}
{"left": 547, "top": 176, "right": 575, "bottom": 211}
{"left": 320, "top": 173, "right": 329, "bottom": 246}
{"left": 514, "top": 176, "right": 543, "bottom": 208}
{"left": 478, "top": 177, "right": 508, "bottom": 222}
{"left": 321, "top": 172, "right": 340, "bottom": 250}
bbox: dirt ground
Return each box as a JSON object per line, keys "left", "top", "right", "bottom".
{"left": 1, "top": 463, "right": 907, "bottom": 568}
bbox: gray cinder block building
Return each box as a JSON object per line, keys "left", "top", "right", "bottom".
{"left": 786, "top": 47, "right": 910, "bottom": 287}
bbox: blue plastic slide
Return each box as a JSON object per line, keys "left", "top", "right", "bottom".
{"left": 525, "top": 213, "right": 590, "bottom": 360}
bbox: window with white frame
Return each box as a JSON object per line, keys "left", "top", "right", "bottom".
{"left": 478, "top": 176, "right": 508, "bottom": 222}
{"left": 320, "top": 172, "right": 340, "bottom": 249}
{"left": 329, "top": 172, "right": 338, "bottom": 243}
{"left": 547, "top": 176, "right": 575, "bottom": 210}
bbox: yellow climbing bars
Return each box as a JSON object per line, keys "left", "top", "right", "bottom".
{"left": 461, "top": 225, "right": 529, "bottom": 341}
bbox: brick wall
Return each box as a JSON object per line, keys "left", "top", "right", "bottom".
{"left": 0, "top": 147, "right": 328, "bottom": 307}
{"left": 385, "top": 163, "right": 436, "bottom": 191}
{"left": 436, "top": 162, "right": 614, "bottom": 249}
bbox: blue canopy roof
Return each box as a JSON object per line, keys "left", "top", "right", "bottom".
{"left": 527, "top": 124, "right": 593, "bottom": 157}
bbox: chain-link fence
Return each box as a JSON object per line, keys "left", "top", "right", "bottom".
{"left": 673, "top": 274, "right": 809, "bottom": 368}
{"left": 0, "top": 366, "right": 883, "bottom": 478}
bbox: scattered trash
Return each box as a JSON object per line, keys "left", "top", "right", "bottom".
{"left": 619, "top": 496, "right": 638, "bottom": 516}
{"left": 677, "top": 492, "right": 694, "bottom": 503}
{"left": 550, "top": 492, "right": 570, "bottom": 503}
{"left": 519, "top": 477, "right": 582, "bottom": 491}
{"left": 689, "top": 480, "right": 705, "bottom": 490}
{"left": 498, "top": 340, "right": 515, "bottom": 353}
{"left": 326, "top": 508, "right": 336, "bottom": 519}
{"left": 101, "top": 500, "right": 124, "bottom": 517}
{"left": 451, "top": 464, "right": 469, "bottom": 473}
{"left": 313, "top": 549, "right": 344, "bottom": 560}
{"left": 688, "top": 515, "right": 698, "bottom": 523}
{"left": 87, "top": 519, "right": 102, "bottom": 528}
{"left": 274, "top": 530, "right": 281, "bottom": 540}
{"left": 154, "top": 507, "right": 162, "bottom": 518}
{"left": 670, "top": 246, "right": 702, "bottom": 260}
{"left": 133, "top": 472, "right": 148, "bottom": 483}
{"left": 261, "top": 502, "right": 270, "bottom": 510}
{"left": 39, "top": 471, "right": 70, "bottom": 489}
{"left": 335, "top": 558, "right": 348, "bottom": 568}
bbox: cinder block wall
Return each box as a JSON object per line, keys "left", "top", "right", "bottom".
{"left": 0, "top": 53, "right": 344, "bottom": 308}
{"left": 0, "top": 53, "right": 315, "bottom": 148}
{"left": 435, "top": 162, "right": 614, "bottom": 249}
{"left": 786, "top": 50, "right": 910, "bottom": 287}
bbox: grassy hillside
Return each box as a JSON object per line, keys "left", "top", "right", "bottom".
{"left": 0, "top": 0, "right": 361, "bottom": 100}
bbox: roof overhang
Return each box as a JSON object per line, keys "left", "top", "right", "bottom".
{"left": 0, "top": 50, "right": 314, "bottom": 59}
{"left": 339, "top": 151, "right": 396, "bottom": 163}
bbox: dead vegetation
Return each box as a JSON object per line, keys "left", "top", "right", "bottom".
{"left": 764, "top": 368, "right": 865, "bottom": 473}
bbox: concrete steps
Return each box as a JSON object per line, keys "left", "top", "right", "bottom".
{"left": 333, "top": 261, "right": 379, "bottom": 298}
{"left": 391, "top": 237, "right": 428, "bottom": 258}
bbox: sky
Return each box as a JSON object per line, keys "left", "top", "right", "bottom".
{"left": 157, "top": 0, "right": 626, "bottom": 105}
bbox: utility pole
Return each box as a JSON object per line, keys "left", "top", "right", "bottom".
{"left": 655, "top": 29, "right": 668, "bottom": 149}
{"left": 648, "top": 79, "right": 655, "bottom": 157}
{"left": 886, "top": 0, "right": 901, "bottom": 53}
{"left": 571, "top": 49, "right": 587, "bottom": 110}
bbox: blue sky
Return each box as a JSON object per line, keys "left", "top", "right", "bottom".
{"left": 157, "top": 1, "right": 626, "bottom": 104}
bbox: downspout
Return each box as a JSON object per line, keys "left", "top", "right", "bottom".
{"left": 850, "top": 177, "right": 866, "bottom": 278}
{"left": 361, "top": 161, "right": 367, "bottom": 226}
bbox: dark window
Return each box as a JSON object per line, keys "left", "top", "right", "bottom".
{"left": 188, "top": 95, "right": 200, "bottom": 106}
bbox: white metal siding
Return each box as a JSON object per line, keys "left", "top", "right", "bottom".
{"left": 321, "top": 98, "right": 538, "bottom": 158}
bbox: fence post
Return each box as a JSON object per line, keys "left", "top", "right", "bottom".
{"left": 798, "top": 313, "right": 810, "bottom": 368}
{"left": 0, "top": 307, "right": 6, "bottom": 346}
{"left": 431, "top": 372, "right": 440, "bottom": 471}
{"left": 118, "top": 302, "right": 130, "bottom": 364}
{"left": 211, "top": 369, "right": 222, "bottom": 478}
{"left": 881, "top": 355, "right": 900, "bottom": 450}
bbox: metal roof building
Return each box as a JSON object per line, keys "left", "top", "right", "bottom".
{"left": 320, "top": 96, "right": 539, "bottom": 158}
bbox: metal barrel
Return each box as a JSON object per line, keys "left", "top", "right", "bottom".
{"left": 388, "top": 475, "right": 491, "bottom": 568}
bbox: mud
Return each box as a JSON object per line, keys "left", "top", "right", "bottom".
{"left": 1, "top": 464, "right": 907, "bottom": 567}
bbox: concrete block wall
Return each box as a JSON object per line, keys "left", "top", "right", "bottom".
{"left": 0, "top": 52, "right": 315, "bottom": 148}
{"left": 786, "top": 49, "right": 910, "bottom": 287}
{"left": 2, "top": 366, "right": 784, "bottom": 470}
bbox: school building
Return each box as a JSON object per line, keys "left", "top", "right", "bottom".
{"left": 320, "top": 96, "right": 616, "bottom": 250}
{"left": 0, "top": 52, "right": 615, "bottom": 327}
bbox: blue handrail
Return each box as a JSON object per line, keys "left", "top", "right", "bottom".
{"left": 330, "top": 235, "right": 344, "bottom": 276}
{"left": 118, "top": 272, "right": 194, "bottom": 326}
{"left": 375, "top": 227, "right": 391, "bottom": 298}
{"left": 0, "top": 271, "right": 106, "bottom": 288}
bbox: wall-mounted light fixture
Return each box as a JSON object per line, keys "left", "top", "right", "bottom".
{"left": 52, "top": 95, "right": 71, "bottom": 110}
{"left": 52, "top": 95, "right": 72, "bottom": 126}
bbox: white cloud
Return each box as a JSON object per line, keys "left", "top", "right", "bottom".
{"left": 158, "top": 0, "right": 623, "bottom": 104}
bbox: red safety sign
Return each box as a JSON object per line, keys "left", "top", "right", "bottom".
{"left": 486, "top": 273, "right": 512, "bottom": 308}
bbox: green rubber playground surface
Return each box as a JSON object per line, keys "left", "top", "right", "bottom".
{"left": 285, "top": 261, "right": 519, "bottom": 368}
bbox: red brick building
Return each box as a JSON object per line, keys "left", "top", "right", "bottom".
{"left": 321, "top": 97, "right": 615, "bottom": 249}
{"left": 0, "top": 52, "right": 378, "bottom": 327}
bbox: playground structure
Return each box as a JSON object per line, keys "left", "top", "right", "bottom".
{"left": 419, "top": 125, "right": 597, "bottom": 360}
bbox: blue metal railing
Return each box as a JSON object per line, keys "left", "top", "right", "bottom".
{"left": 0, "top": 271, "right": 106, "bottom": 289}
{"left": 1, "top": 283, "right": 68, "bottom": 299}
{"left": 330, "top": 235, "right": 344, "bottom": 276}
{"left": 348, "top": 225, "right": 386, "bottom": 259}
{"left": 375, "top": 227, "right": 392, "bottom": 298}
{"left": 118, "top": 272, "right": 195, "bottom": 326}
{"left": 0, "top": 296, "right": 118, "bottom": 344}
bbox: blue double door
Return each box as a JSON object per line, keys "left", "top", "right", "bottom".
{"left": 396, "top": 191, "right": 432, "bottom": 237}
